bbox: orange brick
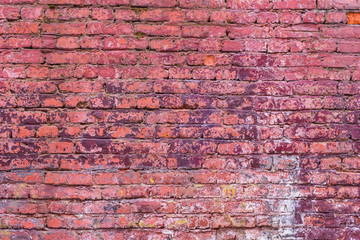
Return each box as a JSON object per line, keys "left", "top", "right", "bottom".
{"left": 348, "top": 12, "right": 360, "bottom": 24}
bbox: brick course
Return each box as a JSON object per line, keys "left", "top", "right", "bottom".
{"left": 1, "top": 0, "right": 360, "bottom": 239}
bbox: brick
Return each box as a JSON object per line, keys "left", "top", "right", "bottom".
{"left": 150, "top": 39, "right": 199, "bottom": 51}
{"left": 37, "top": 126, "right": 58, "bottom": 138}
{"left": 348, "top": 12, "right": 360, "bottom": 24}
{"left": 186, "top": 10, "right": 209, "bottom": 22}
{"left": 2, "top": 50, "right": 43, "bottom": 64}
{"left": 217, "top": 142, "right": 256, "bottom": 155}
{"left": 85, "top": 0, "right": 129, "bottom": 5}
{"left": 180, "top": 0, "right": 224, "bottom": 8}
{"left": 46, "top": 172, "right": 93, "bottom": 185}
{"left": 135, "top": 24, "right": 180, "bottom": 36}
{"left": 41, "top": 23, "right": 86, "bottom": 35}
{"left": 3, "top": 36, "right": 32, "bottom": 49}
{"left": 41, "top": 95, "right": 63, "bottom": 107}
{"left": 140, "top": 9, "right": 185, "bottom": 22}
{"left": 0, "top": 0, "right": 358, "bottom": 236}
{"left": 142, "top": 172, "right": 189, "bottom": 185}
{"left": 318, "top": 0, "right": 360, "bottom": 9}
{"left": 80, "top": 37, "right": 103, "bottom": 49}
{"left": 132, "top": 0, "right": 176, "bottom": 7}
{"left": 38, "top": 0, "right": 83, "bottom": 4}
{"left": 3, "top": 66, "right": 26, "bottom": 78}
{"left": 0, "top": 6, "right": 20, "bottom": 19}
{"left": 228, "top": 27, "right": 273, "bottom": 38}
{"left": 21, "top": 7, "right": 43, "bottom": 19}
{"left": 310, "top": 142, "right": 353, "bottom": 154}
{"left": 91, "top": 51, "right": 138, "bottom": 65}
{"left": 257, "top": 12, "right": 279, "bottom": 23}
{"left": 94, "top": 172, "right": 140, "bottom": 184}
{"left": 302, "top": 11, "right": 325, "bottom": 23}
{"left": 45, "top": 52, "right": 91, "bottom": 64}
{"left": 343, "top": 157, "right": 360, "bottom": 170}
{"left": 273, "top": 0, "right": 316, "bottom": 9}
{"left": 56, "top": 37, "right": 79, "bottom": 49}
{"left": 115, "top": 9, "right": 138, "bottom": 21}
{"left": 211, "top": 11, "right": 257, "bottom": 24}
{"left": 182, "top": 25, "right": 226, "bottom": 38}
{"left": 91, "top": 8, "right": 114, "bottom": 20}
{"left": 86, "top": 23, "right": 132, "bottom": 35}
{"left": 279, "top": 11, "right": 302, "bottom": 24}
{"left": 227, "top": 0, "right": 270, "bottom": 9}
{"left": 320, "top": 157, "right": 342, "bottom": 170}
{"left": 48, "top": 141, "right": 74, "bottom": 153}
{"left": 321, "top": 26, "right": 360, "bottom": 38}
{"left": 0, "top": 22, "right": 39, "bottom": 34}
{"left": 59, "top": 81, "right": 103, "bottom": 93}
{"left": 337, "top": 40, "right": 360, "bottom": 52}
{"left": 326, "top": 11, "right": 347, "bottom": 23}
{"left": 26, "top": 66, "right": 50, "bottom": 79}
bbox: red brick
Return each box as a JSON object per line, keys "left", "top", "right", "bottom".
{"left": 56, "top": 37, "right": 79, "bottom": 49}
{"left": 87, "top": 23, "right": 132, "bottom": 35}
{"left": 186, "top": 10, "right": 209, "bottom": 22}
{"left": 227, "top": 0, "right": 270, "bottom": 9}
{"left": 320, "top": 157, "right": 342, "bottom": 170}
{"left": 310, "top": 142, "right": 353, "bottom": 154}
{"left": 217, "top": 142, "right": 256, "bottom": 155}
{"left": 21, "top": 7, "right": 43, "bottom": 19}
{"left": 182, "top": 25, "right": 226, "bottom": 38}
{"left": 85, "top": 0, "right": 129, "bottom": 5}
{"left": 0, "top": 0, "right": 358, "bottom": 236}
{"left": 303, "top": 11, "right": 325, "bottom": 23}
{"left": 318, "top": 0, "right": 360, "bottom": 9}
{"left": 228, "top": 26, "right": 273, "bottom": 38}
{"left": 343, "top": 157, "right": 360, "bottom": 170}
{"left": 273, "top": 0, "right": 316, "bottom": 9}
{"left": 321, "top": 26, "right": 360, "bottom": 38}
{"left": 132, "top": 0, "right": 176, "bottom": 7}
{"left": 3, "top": 66, "right": 26, "bottom": 78}
{"left": 140, "top": 9, "right": 185, "bottom": 22}
{"left": 48, "top": 141, "right": 74, "bottom": 153}
{"left": 0, "top": 22, "right": 39, "bottom": 34}
{"left": 39, "top": 0, "right": 82, "bottom": 4}
{"left": 326, "top": 12, "right": 347, "bottom": 23}
{"left": 46, "top": 172, "right": 93, "bottom": 185}
{"left": 0, "top": 6, "right": 20, "bottom": 19}
{"left": 115, "top": 9, "right": 138, "bottom": 21}
{"left": 338, "top": 40, "right": 360, "bottom": 52}
{"left": 2, "top": 50, "right": 43, "bottom": 63}
{"left": 180, "top": 0, "right": 224, "bottom": 8}
{"left": 45, "top": 52, "right": 91, "bottom": 64}
{"left": 94, "top": 172, "right": 140, "bottom": 184}
{"left": 135, "top": 24, "right": 180, "bottom": 36}
{"left": 257, "top": 12, "right": 279, "bottom": 23}
{"left": 91, "top": 8, "right": 114, "bottom": 20}
{"left": 41, "top": 23, "right": 86, "bottom": 35}
{"left": 59, "top": 81, "right": 103, "bottom": 93}
{"left": 12, "top": 126, "right": 36, "bottom": 138}
{"left": 37, "top": 126, "right": 59, "bottom": 138}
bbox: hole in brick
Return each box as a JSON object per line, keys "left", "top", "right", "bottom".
{"left": 348, "top": 12, "right": 360, "bottom": 24}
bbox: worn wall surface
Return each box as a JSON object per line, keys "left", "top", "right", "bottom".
{"left": 0, "top": 0, "right": 360, "bottom": 239}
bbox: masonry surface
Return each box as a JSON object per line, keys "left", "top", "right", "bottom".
{"left": 0, "top": 0, "right": 360, "bottom": 239}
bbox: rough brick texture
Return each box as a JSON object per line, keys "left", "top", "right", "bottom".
{"left": 0, "top": 0, "right": 360, "bottom": 239}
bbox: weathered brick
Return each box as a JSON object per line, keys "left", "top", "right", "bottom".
{"left": 135, "top": 24, "right": 180, "bottom": 36}
{"left": 180, "top": 0, "right": 224, "bottom": 8}
{"left": 227, "top": 0, "right": 270, "bottom": 9}
{"left": 0, "top": 0, "right": 357, "bottom": 237}
{"left": 273, "top": 0, "right": 316, "bottom": 9}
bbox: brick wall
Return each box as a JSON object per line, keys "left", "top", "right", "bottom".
{"left": 1, "top": 0, "right": 360, "bottom": 239}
